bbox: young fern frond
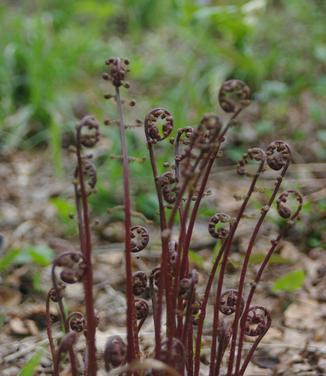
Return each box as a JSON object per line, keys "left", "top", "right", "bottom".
{"left": 46, "top": 58, "right": 302, "bottom": 376}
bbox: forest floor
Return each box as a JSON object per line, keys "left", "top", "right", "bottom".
{"left": 0, "top": 151, "right": 325, "bottom": 375}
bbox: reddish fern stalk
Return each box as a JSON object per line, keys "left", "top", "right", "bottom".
{"left": 46, "top": 59, "right": 303, "bottom": 376}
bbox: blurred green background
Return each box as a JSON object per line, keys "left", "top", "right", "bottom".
{"left": 0, "top": 0, "right": 325, "bottom": 246}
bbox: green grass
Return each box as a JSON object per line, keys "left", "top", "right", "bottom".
{"left": 1, "top": 0, "right": 325, "bottom": 157}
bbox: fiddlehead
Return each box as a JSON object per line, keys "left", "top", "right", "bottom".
{"left": 130, "top": 225, "right": 150, "bottom": 253}
{"left": 132, "top": 271, "right": 148, "bottom": 296}
{"left": 144, "top": 108, "right": 174, "bottom": 144}
{"left": 237, "top": 148, "right": 266, "bottom": 177}
{"left": 218, "top": 80, "right": 251, "bottom": 113}
{"left": 208, "top": 213, "right": 232, "bottom": 240}
{"left": 67, "top": 312, "right": 86, "bottom": 333}
{"left": 157, "top": 171, "right": 178, "bottom": 204}
{"left": 219, "top": 289, "right": 244, "bottom": 316}
{"left": 276, "top": 190, "right": 303, "bottom": 220}
{"left": 135, "top": 298, "right": 149, "bottom": 331}
{"left": 266, "top": 140, "right": 291, "bottom": 171}
{"left": 243, "top": 306, "right": 271, "bottom": 338}
{"left": 104, "top": 335, "right": 127, "bottom": 371}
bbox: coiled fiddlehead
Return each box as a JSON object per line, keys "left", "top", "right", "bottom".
{"left": 266, "top": 140, "right": 291, "bottom": 171}
{"left": 237, "top": 148, "right": 266, "bottom": 177}
{"left": 219, "top": 289, "right": 244, "bottom": 316}
{"left": 236, "top": 306, "right": 272, "bottom": 375}
{"left": 132, "top": 271, "right": 148, "bottom": 296}
{"left": 74, "top": 157, "right": 97, "bottom": 197}
{"left": 144, "top": 108, "right": 174, "bottom": 144}
{"left": 46, "top": 252, "right": 86, "bottom": 375}
{"left": 130, "top": 225, "right": 149, "bottom": 253}
{"left": 175, "top": 127, "right": 194, "bottom": 163}
{"left": 218, "top": 80, "right": 251, "bottom": 113}
{"left": 76, "top": 115, "right": 100, "bottom": 148}
{"left": 243, "top": 306, "right": 271, "bottom": 337}
{"left": 104, "top": 335, "right": 127, "bottom": 371}
{"left": 149, "top": 267, "right": 161, "bottom": 291}
{"left": 54, "top": 252, "right": 87, "bottom": 285}
{"left": 161, "top": 338, "right": 185, "bottom": 375}
{"left": 135, "top": 298, "right": 149, "bottom": 331}
{"left": 208, "top": 213, "right": 232, "bottom": 239}
{"left": 157, "top": 171, "right": 178, "bottom": 204}
{"left": 66, "top": 312, "right": 86, "bottom": 334}
{"left": 276, "top": 190, "right": 303, "bottom": 220}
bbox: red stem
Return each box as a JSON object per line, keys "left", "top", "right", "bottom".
{"left": 235, "top": 221, "right": 293, "bottom": 373}
{"left": 208, "top": 160, "right": 265, "bottom": 376}
{"left": 146, "top": 142, "right": 170, "bottom": 357}
{"left": 46, "top": 294, "right": 56, "bottom": 369}
{"left": 227, "top": 163, "right": 289, "bottom": 376}
{"left": 75, "top": 138, "right": 97, "bottom": 376}
{"left": 115, "top": 86, "right": 137, "bottom": 364}
{"left": 51, "top": 260, "right": 78, "bottom": 375}
{"left": 193, "top": 240, "right": 226, "bottom": 376}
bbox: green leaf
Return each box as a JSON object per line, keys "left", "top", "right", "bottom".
{"left": 50, "top": 197, "right": 76, "bottom": 219}
{"left": 32, "top": 272, "right": 43, "bottom": 293}
{"left": 226, "top": 146, "right": 246, "bottom": 162}
{"left": 249, "top": 252, "right": 293, "bottom": 266}
{"left": 255, "top": 120, "right": 274, "bottom": 136}
{"left": 28, "top": 245, "right": 54, "bottom": 266}
{"left": 50, "top": 197, "right": 77, "bottom": 235}
{"left": 0, "top": 248, "right": 20, "bottom": 272}
{"left": 0, "top": 245, "right": 55, "bottom": 268}
{"left": 19, "top": 349, "right": 43, "bottom": 376}
{"left": 15, "top": 245, "right": 54, "bottom": 266}
{"left": 189, "top": 250, "right": 204, "bottom": 269}
{"left": 272, "top": 269, "right": 305, "bottom": 292}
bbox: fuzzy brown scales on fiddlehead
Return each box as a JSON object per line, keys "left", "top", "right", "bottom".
{"left": 276, "top": 190, "right": 303, "bottom": 220}
{"left": 244, "top": 306, "right": 271, "bottom": 337}
{"left": 266, "top": 140, "right": 291, "bottom": 171}
{"left": 135, "top": 298, "right": 149, "bottom": 321}
{"left": 54, "top": 331, "right": 78, "bottom": 374}
{"left": 103, "top": 57, "right": 130, "bottom": 87}
{"left": 157, "top": 171, "right": 178, "bottom": 204}
{"left": 179, "top": 277, "right": 192, "bottom": 298}
{"left": 218, "top": 80, "right": 251, "bottom": 113}
{"left": 54, "top": 252, "right": 87, "bottom": 284}
{"left": 130, "top": 225, "right": 149, "bottom": 253}
{"left": 219, "top": 289, "right": 244, "bottom": 316}
{"left": 168, "top": 240, "right": 178, "bottom": 268}
{"left": 104, "top": 335, "right": 127, "bottom": 371}
{"left": 237, "top": 148, "right": 266, "bottom": 176}
{"left": 194, "top": 120, "right": 215, "bottom": 151}
{"left": 200, "top": 113, "right": 222, "bottom": 134}
{"left": 74, "top": 156, "right": 97, "bottom": 196}
{"left": 179, "top": 269, "right": 199, "bottom": 299}
{"left": 161, "top": 338, "right": 185, "bottom": 375}
{"left": 194, "top": 114, "right": 223, "bottom": 153}
{"left": 48, "top": 285, "right": 66, "bottom": 303}
{"left": 144, "top": 108, "right": 174, "bottom": 144}
{"left": 58, "top": 331, "right": 78, "bottom": 353}
{"left": 208, "top": 213, "right": 232, "bottom": 239}
{"left": 217, "top": 319, "right": 231, "bottom": 356}
{"left": 76, "top": 115, "right": 100, "bottom": 148}
{"left": 192, "top": 296, "right": 202, "bottom": 325}
{"left": 175, "top": 127, "right": 194, "bottom": 162}
{"left": 180, "top": 114, "right": 222, "bottom": 178}
{"left": 132, "top": 271, "right": 148, "bottom": 296}
{"left": 150, "top": 266, "right": 161, "bottom": 291}
{"left": 67, "top": 312, "right": 86, "bottom": 333}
